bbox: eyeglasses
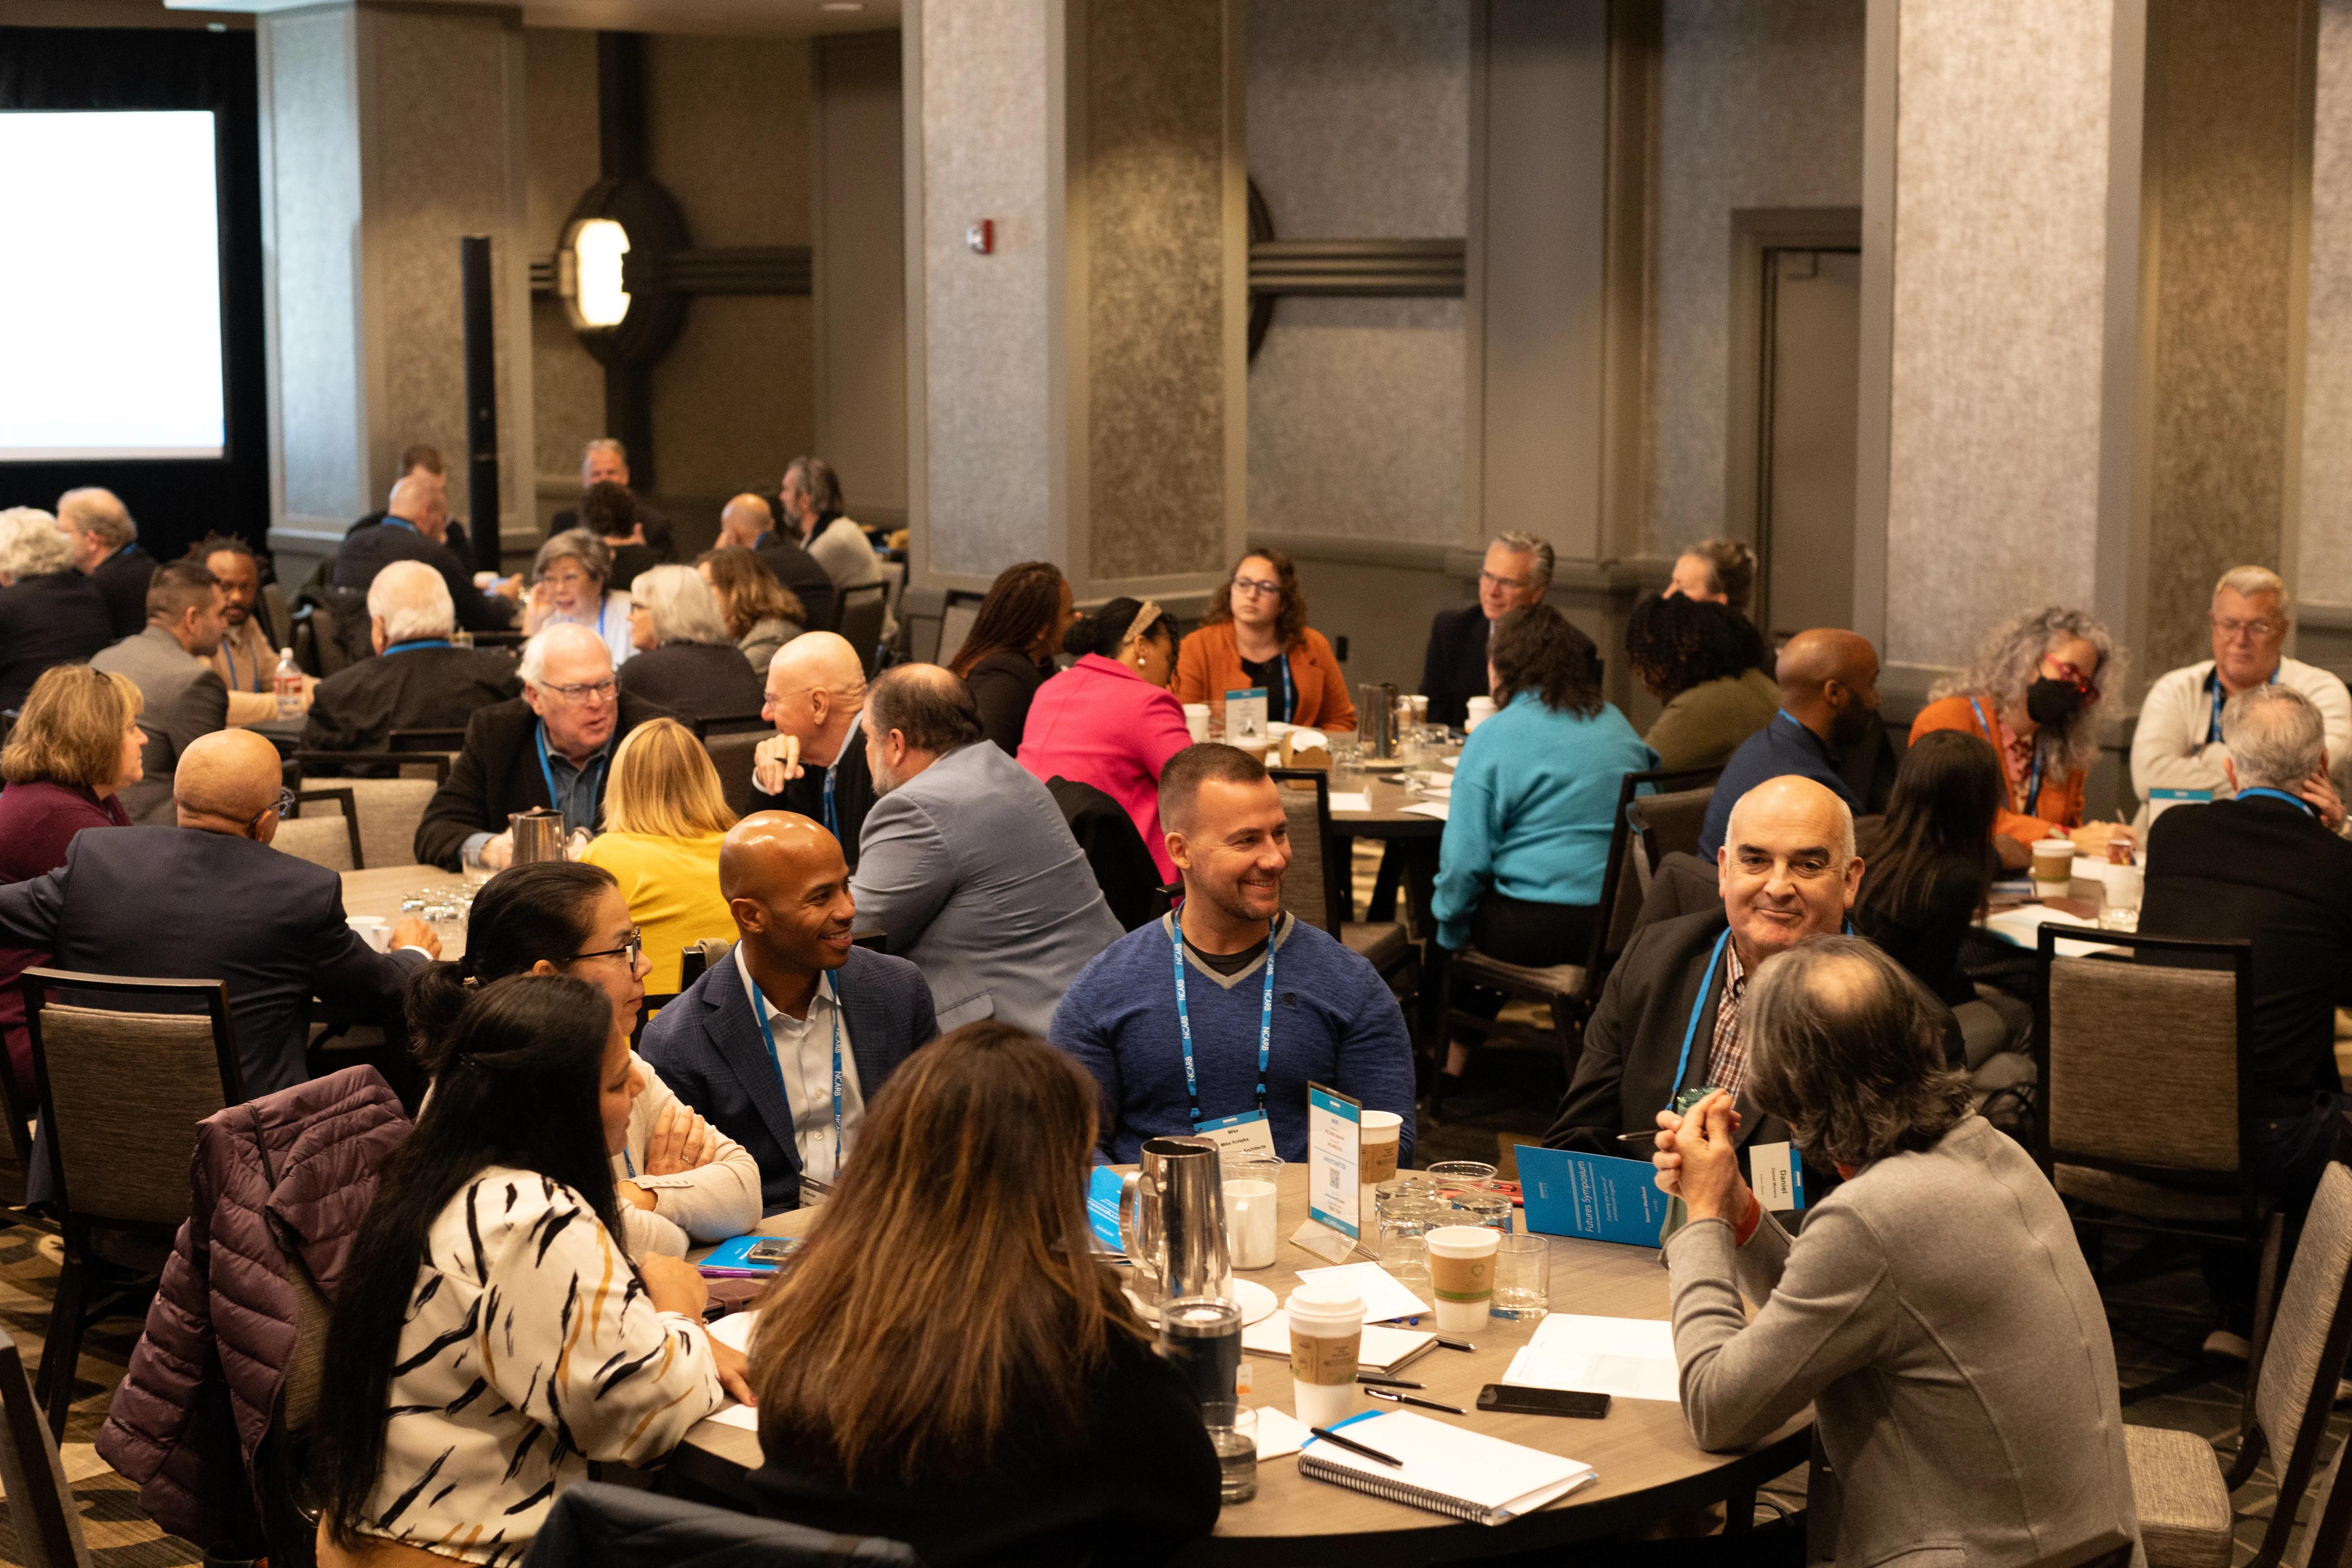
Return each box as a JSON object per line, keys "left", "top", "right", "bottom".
{"left": 1479, "top": 569, "right": 1534, "bottom": 593}
{"left": 2211, "top": 615, "right": 2283, "bottom": 642}
{"left": 250, "top": 787, "right": 297, "bottom": 833}
{"left": 541, "top": 678, "right": 618, "bottom": 704}
{"left": 2038, "top": 658, "right": 2100, "bottom": 702}
{"left": 572, "top": 927, "right": 644, "bottom": 966}
{"left": 1232, "top": 575, "right": 1283, "bottom": 599}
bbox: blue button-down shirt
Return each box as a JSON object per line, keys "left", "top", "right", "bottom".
{"left": 1698, "top": 711, "right": 1863, "bottom": 859}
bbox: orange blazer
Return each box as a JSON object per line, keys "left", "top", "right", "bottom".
{"left": 1909, "top": 694, "right": 2084, "bottom": 843}
{"left": 1173, "top": 622, "right": 1358, "bottom": 733}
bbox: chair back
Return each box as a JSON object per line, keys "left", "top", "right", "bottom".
{"left": 521, "top": 1480, "right": 917, "bottom": 1568}
{"left": 703, "top": 730, "right": 766, "bottom": 817}
{"left": 1268, "top": 769, "right": 1345, "bottom": 934}
{"left": 283, "top": 788, "right": 363, "bottom": 871}
{"left": 837, "top": 582, "right": 889, "bottom": 675}
{"left": 23, "top": 970, "right": 243, "bottom": 1231}
{"left": 1625, "top": 778, "right": 1719, "bottom": 871}
{"left": 389, "top": 728, "right": 468, "bottom": 752}
{"left": 293, "top": 749, "right": 453, "bottom": 785}
{"left": 328, "top": 777, "right": 437, "bottom": 870}
{"left": 679, "top": 937, "right": 734, "bottom": 991}
{"left": 0, "top": 1328, "right": 89, "bottom": 1568}
{"left": 1583, "top": 768, "right": 1714, "bottom": 991}
{"left": 2249, "top": 1161, "right": 2352, "bottom": 1526}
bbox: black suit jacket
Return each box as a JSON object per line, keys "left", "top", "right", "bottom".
{"left": 332, "top": 522, "right": 517, "bottom": 634}
{"left": 90, "top": 546, "right": 156, "bottom": 639}
{"left": 300, "top": 644, "right": 522, "bottom": 753}
{"left": 750, "top": 728, "right": 876, "bottom": 870}
{"left": 0, "top": 826, "right": 423, "bottom": 1098}
{"left": 755, "top": 536, "right": 838, "bottom": 634}
{"left": 550, "top": 503, "right": 675, "bottom": 564}
{"left": 1046, "top": 775, "right": 1167, "bottom": 932}
{"left": 1419, "top": 604, "right": 1490, "bottom": 730}
{"left": 0, "top": 570, "right": 114, "bottom": 712}
{"left": 616, "top": 641, "right": 766, "bottom": 724}
{"left": 2139, "top": 795, "right": 2352, "bottom": 1107}
{"left": 413, "top": 693, "right": 677, "bottom": 869}
{"left": 637, "top": 945, "right": 938, "bottom": 1212}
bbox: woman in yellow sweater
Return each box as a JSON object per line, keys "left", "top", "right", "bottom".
{"left": 580, "top": 718, "right": 738, "bottom": 994}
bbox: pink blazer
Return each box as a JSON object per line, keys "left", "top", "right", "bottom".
{"left": 1019, "top": 654, "right": 1195, "bottom": 883}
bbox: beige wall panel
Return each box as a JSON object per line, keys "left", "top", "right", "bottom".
{"left": 2302, "top": 0, "right": 2352, "bottom": 606}
{"left": 815, "top": 32, "right": 909, "bottom": 521}
{"left": 524, "top": 28, "right": 602, "bottom": 483}
{"left": 1884, "top": 0, "right": 2110, "bottom": 670}
{"left": 648, "top": 34, "right": 811, "bottom": 248}
{"left": 652, "top": 295, "right": 815, "bottom": 515}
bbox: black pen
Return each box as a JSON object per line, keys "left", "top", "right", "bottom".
{"left": 1310, "top": 1425, "right": 1403, "bottom": 1467}
{"left": 1365, "top": 1386, "right": 1466, "bottom": 1416}
{"left": 1355, "top": 1374, "right": 1424, "bottom": 1389}
{"left": 1432, "top": 1336, "right": 1475, "bottom": 1352}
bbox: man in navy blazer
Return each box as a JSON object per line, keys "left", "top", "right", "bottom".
{"left": 639, "top": 810, "right": 936, "bottom": 1212}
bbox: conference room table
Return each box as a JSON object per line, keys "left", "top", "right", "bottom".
{"left": 1325, "top": 756, "right": 1453, "bottom": 930}
{"left": 340, "top": 864, "right": 476, "bottom": 960}
{"left": 667, "top": 1164, "right": 1811, "bottom": 1565}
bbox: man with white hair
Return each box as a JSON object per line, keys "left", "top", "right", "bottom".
{"left": 333, "top": 470, "right": 521, "bottom": 634}
{"left": 749, "top": 630, "right": 876, "bottom": 868}
{"left": 56, "top": 486, "right": 154, "bottom": 637}
{"left": 412, "top": 621, "right": 677, "bottom": 869}
{"left": 0, "top": 506, "right": 111, "bottom": 712}
{"left": 1418, "top": 532, "right": 1561, "bottom": 728}
{"left": 302, "top": 560, "right": 521, "bottom": 754}
{"left": 2130, "top": 565, "right": 2351, "bottom": 830}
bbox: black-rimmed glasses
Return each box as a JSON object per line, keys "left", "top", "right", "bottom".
{"left": 572, "top": 927, "right": 644, "bottom": 966}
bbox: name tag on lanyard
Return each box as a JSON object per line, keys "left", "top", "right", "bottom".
{"left": 1173, "top": 913, "right": 1279, "bottom": 1158}
{"left": 1194, "top": 1109, "right": 1277, "bottom": 1159}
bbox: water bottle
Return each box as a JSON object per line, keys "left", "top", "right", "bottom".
{"left": 273, "top": 647, "right": 304, "bottom": 719}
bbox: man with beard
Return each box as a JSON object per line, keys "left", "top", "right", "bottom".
{"left": 1698, "top": 629, "right": 1880, "bottom": 860}
{"left": 848, "top": 663, "right": 1119, "bottom": 1036}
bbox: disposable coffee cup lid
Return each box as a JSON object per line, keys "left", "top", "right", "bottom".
{"left": 1287, "top": 1281, "right": 1362, "bottom": 1317}
{"left": 1360, "top": 1111, "right": 1403, "bottom": 1132}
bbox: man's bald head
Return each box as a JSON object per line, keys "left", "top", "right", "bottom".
{"left": 763, "top": 631, "right": 869, "bottom": 767}
{"left": 1775, "top": 629, "right": 1880, "bottom": 747}
{"left": 388, "top": 472, "right": 448, "bottom": 540}
{"left": 175, "top": 729, "right": 283, "bottom": 828}
{"left": 720, "top": 811, "right": 857, "bottom": 979}
{"left": 1726, "top": 775, "right": 1857, "bottom": 866}
{"left": 719, "top": 493, "right": 774, "bottom": 550}
{"left": 772, "top": 630, "right": 864, "bottom": 694}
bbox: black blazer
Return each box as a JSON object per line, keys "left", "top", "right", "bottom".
{"left": 751, "top": 729, "right": 876, "bottom": 869}
{"left": 967, "top": 649, "right": 1054, "bottom": 755}
{"left": 755, "top": 536, "right": 838, "bottom": 634}
{"left": 332, "top": 522, "right": 517, "bottom": 633}
{"left": 549, "top": 503, "right": 676, "bottom": 564}
{"left": 90, "top": 546, "right": 156, "bottom": 639}
{"left": 300, "top": 644, "right": 522, "bottom": 753}
{"left": 1419, "top": 604, "right": 1490, "bottom": 730}
{"left": 2140, "top": 794, "right": 2352, "bottom": 1107}
{"left": 1046, "top": 775, "right": 1166, "bottom": 932}
{"left": 0, "top": 826, "right": 423, "bottom": 1099}
{"left": 616, "top": 641, "right": 766, "bottom": 723}
{"left": 0, "top": 570, "right": 114, "bottom": 713}
{"left": 637, "top": 945, "right": 937, "bottom": 1212}
{"left": 412, "top": 693, "right": 678, "bottom": 869}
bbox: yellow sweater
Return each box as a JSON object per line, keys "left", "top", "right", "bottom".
{"left": 579, "top": 830, "right": 734, "bottom": 994}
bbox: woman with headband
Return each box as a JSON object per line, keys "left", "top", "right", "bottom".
{"left": 1019, "top": 597, "right": 1195, "bottom": 884}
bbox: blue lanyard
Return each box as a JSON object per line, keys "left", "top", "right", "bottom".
{"left": 752, "top": 970, "right": 845, "bottom": 1173}
{"left": 1171, "top": 912, "right": 1277, "bottom": 1126}
{"left": 621, "top": 1148, "right": 635, "bottom": 1178}
{"left": 1667, "top": 929, "right": 1732, "bottom": 1111}
{"left": 223, "top": 638, "right": 251, "bottom": 693}
{"left": 822, "top": 764, "right": 839, "bottom": 838}
{"left": 383, "top": 517, "right": 419, "bottom": 535}
{"left": 2238, "top": 786, "right": 2318, "bottom": 818}
{"left": 2207, "top": 669, "right": 2280, "bottom": 744}
{"left": 1969, "top": 697, "right": 2043, "bottom": 816}
{"left": 534, "top": 721, "right": 608, "bottom": 834}
{"left": 1273, "top": 655, "right": 1294, "bottom": 723}
{"left": 382, "top": 639, "right": 452, "bottom": 656}
{"left": 109, "top": 541, "right": 138, "bottom": 561}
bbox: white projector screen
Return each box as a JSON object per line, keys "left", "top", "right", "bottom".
{"left": 0, "top": 110, "right": 226, "bottom": 461}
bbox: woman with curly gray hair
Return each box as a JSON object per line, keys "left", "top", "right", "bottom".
{"left": 1911, "top": 606, "right": 2133, "bottom": 857}
{"left": 1652, "top": 936, "right": 2137, "bottom": 1564}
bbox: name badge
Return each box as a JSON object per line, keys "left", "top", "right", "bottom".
{"left": 1749, "top": 1140, "right": 1805, "bottom": 1212}
{"left": 1194, "top": 1109, "right": 1278, "bottom": 1161}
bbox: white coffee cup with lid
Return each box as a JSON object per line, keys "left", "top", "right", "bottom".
{"left": 1286, "top": 1281, "right": 1365, "bottom": 1428}
{"left": 1465, "top": 696, "right": 1498, "bottom": 732}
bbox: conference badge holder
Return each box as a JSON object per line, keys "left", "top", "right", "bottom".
{"left": 1293, "top": 1082, "right": 1363, "bottom": 1265}
{"left": 1195, "top": 1109, "right": 1279, "bottom": 1161}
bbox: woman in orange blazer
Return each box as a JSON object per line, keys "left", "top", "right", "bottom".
{"left": 1174, "top": 549, "right": 1358, "bottom": 733}
{"left": 1909, "top": 606, "right": 2132, "bottom": 857}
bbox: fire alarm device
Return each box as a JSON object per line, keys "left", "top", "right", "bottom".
{"left": 967, "top": 219, "right": 994, "bottom": 254}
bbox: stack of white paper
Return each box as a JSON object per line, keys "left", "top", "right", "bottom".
{"left": 1293, "top": 1261, "right": 1434, "bottom": 1323}
{"left": 1501, "top": 1313, "right": 1681, "bottom": 1402}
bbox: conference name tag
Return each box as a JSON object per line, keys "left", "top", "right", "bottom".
{"left": 1749, "top": 1141, "right": 1805, "bottom": 1212}
{"left": 2147, "top": 787, "right": 2212, "bottom": 827}
{"left": 1194, "top": 1109, "right": 1278, "bottom": 1161}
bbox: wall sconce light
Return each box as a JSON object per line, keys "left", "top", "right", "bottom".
{"left": 561, "top": 216, "right": 633, "bottom": 329}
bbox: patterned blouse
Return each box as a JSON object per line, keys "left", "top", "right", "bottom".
{"left": 351, "top": 1168, "right": 726, "bottom": 1565}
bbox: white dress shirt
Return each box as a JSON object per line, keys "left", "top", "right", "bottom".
{"left": 2129, "top": 656, "right": 2352, "bottom": 831}
{"left": 736, "top": 946, "right": 866, "bottom": 1182}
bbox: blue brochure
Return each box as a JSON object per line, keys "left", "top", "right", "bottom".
{"left": 1087, "top": 1164, "right": 1126, "bottom": 1255}
{"left": 697, "top": 1234, "right": 799, "bottom": 1273}
{"left": 1515, "top": 1144, "right": 1671, "bottom": 1248}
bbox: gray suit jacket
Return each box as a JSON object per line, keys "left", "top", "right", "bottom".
{"left": 91, "top": 626, "right": 229, "bottom": 824}
{"left": 851, "top": 740, "right": 1123, "bottom": 1036}
{"left": 1665, "top": 1115, "right": 2141, "bottom": 1567}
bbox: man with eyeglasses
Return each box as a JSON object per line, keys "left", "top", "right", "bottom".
{"left": 2130, "top": 566, "right": 2351, "bottom": 833}
{"left": 413, "top": 623, "right": 680, "bottom": 870}
{"left": 0, "top": 730, "right": 438, "bottom": 1144}
{"left": 1418, "top": 533, "right": 1571, "bottom": 729}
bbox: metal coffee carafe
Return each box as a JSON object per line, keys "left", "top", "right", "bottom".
{"left": 1359, "top": 681, "right": 1400, "bottom": 758}
{"left": 509, "top": 808, "right": 567, "bottom": 865}
{"left": 1118, "top": 1136, "right": 1232, "bottom": 1312}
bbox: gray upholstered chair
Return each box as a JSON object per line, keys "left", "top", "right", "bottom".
{"left": 292, "top": 749, "right": 453, "bottom": 785}
{"left": 22, "top": 969, "right": 244, "bottom": 1437}
{"left": 0, "top": 1327, "right": 90, "bottom": 1568}
{"left": 279, "top": 788, "right": 363, "bottom": 872}
{"left": 1623, "top": 782, "right": 1716, "bottom": 894}
{"left": 2126, "top": 1159, "right": 2352, "bottom": 1568}
{"left": 325, "top": 776, "right": 437, "bottom": 870}
{"left": 703, "top": 729, "right": 765, "bottom": 817}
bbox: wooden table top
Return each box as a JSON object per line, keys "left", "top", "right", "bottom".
{"left": 674, "top": 1166, "right": 1808, "bottom": 1563}
{"left": 1327, "top": 769, "right": 1450, "bottom": 836}
{"left": 340, "top": 865, "right": 474, "bottom": 961}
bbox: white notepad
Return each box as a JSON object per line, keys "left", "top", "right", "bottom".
{"left": 1240, "top": 1310, "right": 1438, "bottom": 1374}
{"left": 1293, "top": 1261, "right": 1434, "bottom": 1324}
{"left": 1402, "top": 800, "right": 1450, "bottom": 821}
{"left": 1298, "top": 1410, "right": 1596, "bottom": 1525}
{"left": 1504, "top": 1314, "right": 1681, "bottom": 1402}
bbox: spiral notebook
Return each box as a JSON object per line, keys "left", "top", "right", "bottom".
{"left": 1297, "top": 1410, "right": 1597, "bottom": 1525}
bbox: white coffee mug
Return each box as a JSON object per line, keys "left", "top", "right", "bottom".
{"left": 1465, "top": 696, "right": 1497, "bottom": 732}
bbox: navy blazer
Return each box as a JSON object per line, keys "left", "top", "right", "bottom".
{"left": 637, "top": 943, "right": 938, "bottom": 1213}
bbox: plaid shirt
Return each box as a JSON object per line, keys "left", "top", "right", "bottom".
{"left": 1702, "top": 939, "right": 1753, "bottom": 1101}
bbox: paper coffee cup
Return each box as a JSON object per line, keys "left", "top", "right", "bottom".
{"left": 1426, "top": 1224, "right": 1499, "bottom": 1334}
{"left": 1286, "top": 1281, "right": 1363, "bottom": 1428}
{"left": 1183, "top": 702, "right": 1210, "bottom": 743}
{"left": 1465, "top": 696, "right": 1497, "bottom": 732}
{"left": 346, "top": 916, "right": 389, "bottom": 953}
{"left": 1359, "top": 1111, "right": 1401, "bottom": 1185}
{"left": 2031, "top": 838, "right": 2075, "bottom": 890}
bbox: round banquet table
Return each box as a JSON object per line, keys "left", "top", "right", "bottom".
{"left": 670, "top": 1164, "right": 1810, "bottom": 1565}
{"left": 340, "top": 865, "right": 474, "bottom": 961}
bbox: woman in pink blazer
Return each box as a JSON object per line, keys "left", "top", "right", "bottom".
{"left": 1019, "top": 598, "right": 1193, "bottom": 884}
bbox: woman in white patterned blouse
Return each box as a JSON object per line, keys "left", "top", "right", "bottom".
{"left": 312, "top": 975, "right": 754, "bottom": 1567}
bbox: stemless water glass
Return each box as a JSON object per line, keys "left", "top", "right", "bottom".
{"left": 1427, "top": 1160, "right": 1509, "bottom": 1236}
{"left": 1202, "top": 1401, "right": 1258, "bottom": 1504}
{"left": 1490, "top": 1233, "right": 1549, "bottom": 1321}
{"left": 1375, "top": 1178, "right": 1442, "bottom": 1288}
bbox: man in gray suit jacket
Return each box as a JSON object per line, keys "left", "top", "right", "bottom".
{"left": 852, "top": 664, "right": 1123, "bottom": 1035}
{"left": 91, "top": 559, "right": 231, "bottom": 824}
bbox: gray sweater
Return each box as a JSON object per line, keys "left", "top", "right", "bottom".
{"left": 1664, "top": 1115, "right": 2141, "bottom": 1567}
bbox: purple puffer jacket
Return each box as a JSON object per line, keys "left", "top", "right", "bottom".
{"left": 96, "top": 1066, "right": 411, "bottom": 1546}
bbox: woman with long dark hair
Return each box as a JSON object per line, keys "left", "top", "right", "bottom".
{"left": 416, "top": 861, "right": 761, "bottom": 1257}
{"left": 1018, "top": 598, "right": 1195, "bottom": 883}
{"left": 747, "top": 1021, "right": 1219, "bottom": 1565}
{"left": 312, "top": 975, "right": 750, "bottom": 1565}
{"left": 948, "top": 560, "right": 1075, "bottom": 754}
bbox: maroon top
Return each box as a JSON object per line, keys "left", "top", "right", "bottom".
{"left": 0, "top": 780, "right": 132, "bottom": 1104}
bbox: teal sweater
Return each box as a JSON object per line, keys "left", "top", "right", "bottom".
{"left": 1431, "top": 694, "right": 1655, "bottom": 950}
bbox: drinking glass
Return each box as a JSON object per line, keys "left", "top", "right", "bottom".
{"left": 1375, "top": 1182, "right": 1442, "bottom": 1288}
{"left": 1427, "top": 1160, "right": 1506, "bottom": 1235}
{"left": 1490, "top": 1233, "right": 1549, "bottom": 1321}
{"left": 1202, "top": 1401, "right": 1258, "bottom": 1504}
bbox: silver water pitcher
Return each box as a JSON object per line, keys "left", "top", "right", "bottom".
{"left": 1118, "top": 1136, "right": 1232, "bottom": 1313}
{"left": 1359, "top": 682, "right": 1401, "bottom": 759}
{"left": 509, "top": 808, "right": 567, "bottom": 865}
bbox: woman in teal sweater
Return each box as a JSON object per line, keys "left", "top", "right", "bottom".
{"left": 1430, "top": 605, "right": 1654, "bottom": 1114}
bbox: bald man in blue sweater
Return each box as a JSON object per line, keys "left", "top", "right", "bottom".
{"left": 1051, "top": 744, "right": 1416, "bottom": 1165}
